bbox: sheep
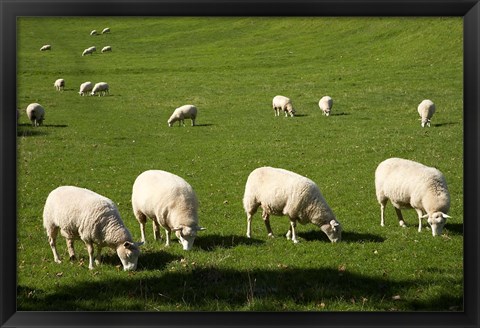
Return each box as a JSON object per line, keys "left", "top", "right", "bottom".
{"left": 272, "top": 95, "right": 296, "bottom": 117}
{"left": 90, "top": 30, "right": 98, "bottom": 36}
{"left": 43, "top": 186, "right": 143, "bottom": 271}
{"left": 82, "top": 47, "right": 95, "bottom": 56}
{"left": 40, "top": 45, "right": 51, "bottom": 51}
{"left": 78, "top": 81, "right": 94, "bottom": 96}
{"left": 53, "top": 78, "right": 65, "bottom": 91}
{"left": 167, "top": 105, "right": 197, "bottom": 127}
{"left": 131, "top": 170, "right": 206, "bottom": 250}
{"left": 375, "top": 157, "right": 451, "bottom": 236}
{"left": 102, "top": 27, "right": 110, "bottom": 34}
{"left": 90, "top": 82, "right": 109, "bottom": 96}
{"left": 243, "top": 166, "right": 342, "bottom": 243}
{"left": 101, "top": 46, "right": 112, "bottom": 53}
{"left": 418, "top": 99, "right": 436, "bottom": 127}
{"left": 319, "top": 96, "right": 333, "bottom": 116}
{"left": 25, "top": 103, "right": 45, "bottom": 127}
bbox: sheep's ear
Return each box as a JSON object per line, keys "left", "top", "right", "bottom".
{"left": 421, "top": 214, "right": 429, "bottom": 219}
{"left": 442, "top": 214, "right": 451, "bottom": 219}
{"left": 134, "top": 241, "right": 144, "bottom": 247}
{"left": 330, "top": 220, "right": 339, "bottom": 227}
{"left": 123, "top": 241, "right": 133, "bottom": 249}
{"left": 172, "top": 226, "right": 183, "bottom": 232}
{"left": 196, "top": 226, "right": 206, "bottom": 232}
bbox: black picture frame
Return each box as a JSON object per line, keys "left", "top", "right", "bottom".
{"left": 1, "top": 0, "right": 479, "bottom": 327}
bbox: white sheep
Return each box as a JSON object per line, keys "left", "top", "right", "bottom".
{"left": 43, "top": 186, "right": 143, "bottom": 271}
{"left": 25, "top": 103, "right": 45, "bottom": 127}
{"left": 101, "top": 46, "right": 112, "bottom": 53}
{"left": 167, "top": 105, "right": 197, "bottom": 127}
{"left": 102, "top": 27, "right": 110, "bottom": 34}
{"left": 90, "top": 82, "right": 109, "bottom": 96}
{"left": 90, "top": 30, "right": 98, "bottom": 36}
{"left": 131, "top": 170, "right": 206, "bottom": 250}
{"left": 375, "top": 157, "right": 451, "bottom": 236}
{"left": 40, "top": 45, "right": 51, "bottom": 51}
{"left": 272, "top": 95, "right": 296, "bottom": 117}
{"left": 319, "top": 96, "right": 333, "bottom": 116}
{"left": 53, "top": 78, "right": 65, "bottom": 91}
{"left": 418, "top": 99, "right": 436, "bottom": 127}
{"left": 78, "top": 81, "right": 94, "bottom": 96}
{"left": 82, "top": 47, "right": 94, "bottom": 56}
{"left": 243, "top": 166, "right": 342, "bottom": 243}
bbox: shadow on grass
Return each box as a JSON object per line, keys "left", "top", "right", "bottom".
{"left": 17, "top": 264, "right": 462, "bottom": 311}
{"left": 444, "top": 223, "right": 463, "bottom": 235}
{"left": 329, "top": 112, "right": 349, "bottom": 116}
{"left": 17, "top": 124, "right": 68, "bottom": 137}
{"left": 298, "top": 230, "right": 385, "bottom": 243}
{"left": 194, "top": 123, "right": 214, "bottom": 127}
{"left": 433, "top": 122, "right": 458, "bottom": 127}
{"left": 194, "top": 234, "right": 264, "bottom": 251}
{"left": 98, "top": 250, "right": 182, "bottom": 271}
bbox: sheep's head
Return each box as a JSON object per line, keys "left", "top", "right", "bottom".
{"left": 172, "top": 225, "right": 206, "bottom": 250}
{"left": 117, "top": 241, "right": 143, "bottom": 271}
{"left": 422, "top": 212, "right": 450, "bottom": 236}
{"left": 321, "top": 220, "right": 342, "bottom": 243}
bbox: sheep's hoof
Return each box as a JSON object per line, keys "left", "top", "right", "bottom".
{"left": 54, "top": 259, "right": 62, "bottom": 264}
{"left": 293, "top": 239, "right": 300, "bottom": 244}
{"left": 246, "top": 233, "right": 251, "bottom": 239}
{"left": 69, "top": 255, "right": 76, "bottom": 262}
{"left": 268, "top": 233, "right": 274, "bottom": 238}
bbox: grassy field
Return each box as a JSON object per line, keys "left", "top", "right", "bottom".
{"left": 16, "top": 17, "right": 463, "bottom": 311}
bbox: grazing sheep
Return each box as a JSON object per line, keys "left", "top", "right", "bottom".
{"left": 418, "top": 99, "right": 436, "bottom": 127}
{"left": 101, "top": 46, "right": 112, "bottom": 53}
{"left": 43, "top": 186, "right": 143, "bottom": 271}
{"left": 102, "top": 27, "right": 110, "bottom": 34}
{"left": 375, "top": 157, "right": 451, "bottom": 236}
{"left": 78, "top": 81, "right": 94, "bottom": 96}
{"left": 167, "top": 105, "right": 197, "bottom": 127}
{"left": 82, "top": 47, "right": 95, "bottom": 56}
{"left": 319, "top": 96, "right": 333, "bottom": 116}
{"left": 243, "top": 166, "right": 342, "bottom": 243}
{"left": 90, "top": 82, "right": 109, "bottom": 96}
{"left": 272, "top": 95, "right": 296, "bottom": 117}
{"left": 40, "top": 45, "right": 51, "bottom": 51}
{"left": 90, "top": 30, "right": 98, "bottom": 36}
{"left": 131, "top": 170, "right": 206, "bottom": 250}
{"left": 25, "top": 103, "right": 45, "bottom": 127}
{"left": 53, "top": 78, "right": 65, "bottom": 91}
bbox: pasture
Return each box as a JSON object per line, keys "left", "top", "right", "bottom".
{"left": 16, "top": 17, "right": 463, "bottom": 311}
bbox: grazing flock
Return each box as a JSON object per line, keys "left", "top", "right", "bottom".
{"left": 22, "top": 27, "right": 452, "bottom": 272}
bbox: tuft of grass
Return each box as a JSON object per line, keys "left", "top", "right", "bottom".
{"left": 17, "top": 17, "right": 463, "bottom": 311}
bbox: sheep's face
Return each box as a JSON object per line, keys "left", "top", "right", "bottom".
{"left": 427, "top": 212, "right": 449, "bottom": 236}
{"left": 324, "top": 109, "right": 331, "bottom": 116}
{"left": 117, "top": 241, "right": 143, "bottom": 271}
{"left": 173, "top": 225, "right": 206, "bottom": 250}
{"left": 321, "top": 220, "right": 342, "bottom": 243}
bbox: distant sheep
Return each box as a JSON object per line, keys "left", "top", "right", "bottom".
{"left": 319, "top": 96, "right": 333, "bottom": 116}
{"left": 43, "top": 186, "right": 143, "bottom": 270}
{"left": 54, "top": 78, "right": 65, "bottom": 91}
{"left": 243, "top": 166, "right": 342, "bottom": 243}
{"left": 82, "top": 47, "right": 95, "bottom": 56}
{"left": 102, "top": 27, "right": 110, "bottom": 34}
{"left": 132, "top": 170, "right": 206, "bottom": 250}
{"left": 168, "top": 105, "right": 197, "bottom": 127}
{"left": 272, "top": 95, "right": 295, "bottom": 117}
{"left": 101, "top": 46, "right": 112, "bottom": 53}
{"left": 40, "top": 45, "right": 51, "bottom": 51}
{"left": 90, "top": 30, "right": 98, "bottom": 36}
{"left": 25, "top": 103, "right": 45, "bottom": 127}
{"left": 78, "top": 81, "right": 94, "bottom": 96}
{"left": 90, "top": 82, "right": 109, "bottom": 96}
{"left": 375, "top": 157, "right": 451, "bottom": 236}
{"left": 418, "top": 99, "right": 436, "bottom": 127}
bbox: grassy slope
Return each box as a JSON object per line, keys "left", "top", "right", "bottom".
{"left": 17, "top": 17, "right": 463, "bottom": 311}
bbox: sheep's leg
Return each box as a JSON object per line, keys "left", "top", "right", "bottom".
{"left": 47, "top": 226, "right": 62, "bottom": 263}
{"left": 85, "top": 242, "right": 95, "bottom": 270}
{"left": 246, "top": 213, "right": 253, "bottom": 238}
{"left": 286, "top": 225, "right": 292, "bottom": 240}
{"left": 415, "top": 209, "right": 425, "bottom": 232}
{"left": 165, "top": 229, "right": 171, "bottom": 247}
{"left": 289, "top": 220, "right": 299, "bottom": 243}
{"left": 394, "top": 207, "right": 407, "bottom": 228}
{"left": 135, "top": 211, "right": 148, "bottom": 243}
{"left": 152, "top": 219, "right": 161, "bottom": 241}
{"left": 66, "top": 238, "right": 76, "bottom": 261}
{"left": 379, "top": 199, "right": 387, "bottom": 226}
{"left": 191, "top": 118, "right": 195, "bottom": 126}
{"left": 95, "top": 246, "right": 103, "bottom": 265}
{"left": 262, "top": 211, "right": 274, "bottom": 237}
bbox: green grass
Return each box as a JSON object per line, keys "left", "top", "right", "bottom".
{"left": 16, "top": 17, "right": 463, "bottom": 311}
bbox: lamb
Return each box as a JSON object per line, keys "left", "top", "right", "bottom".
{"left": 272, "top": 95, "right": 296, "bottom": 117}
{"left": 417, "top": 99, "right": 436, "bottom": 127}
{"left": 25, "top": 103, "right": 45, "bottom": 127}
{"left": 78, "top": 81, "right": 94, "bottom": 96}
{"left": 131, "top": 170, "right": 206, "bottom": 250}
{"left": 90, "top": 82, "right": 109, "bottom": 96}
{"left": 40, "top": 45, "right": 51, "bottom": 51}
{"left": 102, "top": 27, "right": 110, "bottom": 34}
{"left": 53, "top": 78, "right": 65, "bottom": 91}
{"left": 101, "top": 46, "right": 112, "bottom": 53}
{"left": 319, "top": 96, "right": 333, "bottom": 116}
{"left": 375, "top": 157, "right": 451, "bottom": 236}
{"left": 243, "top": 166, "right": 342, "bottom": 243}
{"left": 43, "top": 186, "right": 143, "bottom": 271}
{"left": 167, "top": 105, "right": 197, "bottom": 127}
{"left": 90, "top": 30, "right": 98, "bottom": 36}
